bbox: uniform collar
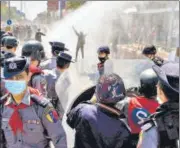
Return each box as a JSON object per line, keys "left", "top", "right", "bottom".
{"left": 5, "top": 89, "right": 31, "bottom": 106}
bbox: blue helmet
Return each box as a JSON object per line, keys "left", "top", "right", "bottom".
{"left": 97, "top": 46, "right": 110, "bottom": 54}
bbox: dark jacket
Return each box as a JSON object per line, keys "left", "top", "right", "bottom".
{"left": 67, "top": 102, "right": 131, "bottom": 148}
{"left": 35, "top": 31, "right": 45, "bottom": 42}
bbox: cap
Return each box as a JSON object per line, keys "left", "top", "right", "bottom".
{"left": 57, "top": 52, "right": 75, "bottom": 63}
{"left": 96, "top": 73, "right": 126, "bottom": 104}
{"left": 3, "top": 56, "right": 30, "bottom": 79}
{"left": 49, "top": 41, "right": 69, "bottom": 51}
{"left": 153, "top": 62, "right": 179, "bottom": 93}
{"left": 142, "top": 45, "right": 157, "bottom": 55}
{"left": 4, "top": 36, "right": 18, "bottom": 47}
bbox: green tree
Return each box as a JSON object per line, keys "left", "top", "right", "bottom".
{"left": 66, "top": 1, "right": 86, "bottom": 10}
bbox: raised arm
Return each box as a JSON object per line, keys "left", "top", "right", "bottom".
{"left": 72, "top": 26, "right": 79, "bottom": 36}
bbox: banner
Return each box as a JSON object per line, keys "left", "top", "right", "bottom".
{"left": 47, "top": 0, "right": 59, "bottom": 11}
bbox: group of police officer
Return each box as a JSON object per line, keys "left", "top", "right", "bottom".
{"left": 0, "top": 31, "right": 179, "bottom": 148}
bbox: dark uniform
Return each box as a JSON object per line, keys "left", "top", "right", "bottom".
{"left": 35, "top": 29, "right": 46, "bottom": 42}
{"left": 138, "top": 62, "right": 179, "bottom": 148}
{"left": 72, "top": 27, "right": 86, "bottom": 61}
{"left": 115, "top": 69, "right": 159, "bottom": 147}
{"left": 21, "top": 40, "right": 47, "bottom": 96}
{"left": 1, "top": 56, "right": 67, "bottom": 148}
{"left": 142, "top": 45, "right": 164, "bottom": 66}
{"left": 67, "top": 74, "right": 132, "bottom": 148}
{"left": 44, "top": 68, "right": 64, "bottom": 116}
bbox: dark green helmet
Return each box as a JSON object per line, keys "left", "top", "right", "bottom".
{"left": 139, "top": 69, "right": 158, "bottom": 98}
{"left": 21, "top": 40, "right": 45, "bottom": 61}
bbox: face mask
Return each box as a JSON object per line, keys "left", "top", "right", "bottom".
{"left": 5, "top": 80, "right": 26, "bottom": 95}
{"left": 156, "top": 96, "right": 163, "bottom": 104}
{"left": 98, "top": 57, "right": 106, "bottom": 63}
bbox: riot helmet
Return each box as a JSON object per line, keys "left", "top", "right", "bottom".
{"left": 21, "top": 40, "right": 45, "bottom": 62}
{"left": 96, "top": 73, "right": 126, "bottom": 105}
{"left": 139, "top": 69, "right": 158, "bottom": 99}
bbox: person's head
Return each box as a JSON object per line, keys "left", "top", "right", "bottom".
{"left": 153, "top": 62, "right": 179, "bottom": 104}
{"left": 21, "top": 40, "right": 45, "bottom": 67}
{"left": 3, "top": 36, "right": 18, "bottom": 53}
{"left": 97, "top": 46, "right": 110, "bottom": 63}
{"left": 49, "top": 41, "right": 68, "bottom": 57}
{"left": 142, "top": 45, "right": 157, "bottom": 60}
{"left": 56, "top": 52, "right": 74, "bottom": 73}
{"left": 38, "top": 28, "right": 41, "bottom": 32}
{"left": 96, "top": 73, "right": 126, "bottom": 106}
{"left": 3, "top": 56, "right": 30, "bottom": 96}
{"left": 139, "top": 69, "right": 158, "bottom": 99}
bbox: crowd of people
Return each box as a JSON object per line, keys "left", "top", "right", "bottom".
{"left": 0, "top": 29, "right": 179, "bottom": 148}
{"left": 1, "top": 24, "right": 47, "bottom": 42}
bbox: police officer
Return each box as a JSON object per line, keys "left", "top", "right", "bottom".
{"left": 1, "top": 56, "right": 67, "bottom": 148}
{"left": 40, "top": 41, "right": 68, "bottom": 70}
{"left": 72, "top": 26, "right": 86, "bottom": 61}
{"left": 21, "top": 40, "right": 47, "bottom": 96}
{"left": 67, "top": 73, "right": 132, "bottom": 148}
{"left": 137, "top": 62, "right": 179, "bottom": 148}
{"left": 115, "top": 69, "right": 159, "bottom": 147}
{"left": 55, "top": 52, "right": 74, "bottom": 115}
{"left": 97, "top": 46, "right": 111, "bottom": 76}
{"left": 35, "top": 28, "right": 46, "bottom": 42}
{"left": 142, "top": 45, "right": 164, "bottom": 66}
{"left": 3, "top": 36, "right": 19, "bottom": 54}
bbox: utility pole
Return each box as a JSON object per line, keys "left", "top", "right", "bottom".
{"left": 8, "top": 1, "right": 11, "bottom": 19}
{"left": 20, "top": 0, "right": 23, "bottom": 12}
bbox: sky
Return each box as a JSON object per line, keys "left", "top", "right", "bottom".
{"left": 10, "top": 1, "right": 47, "bottom": 20}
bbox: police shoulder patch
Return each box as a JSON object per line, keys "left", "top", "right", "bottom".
{"left": 44, "top": 105, "right": 59, "bottom": 123}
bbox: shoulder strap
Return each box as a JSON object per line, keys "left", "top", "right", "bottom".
{"left": 30, "top": 94, "right": 50, "bottom": 108}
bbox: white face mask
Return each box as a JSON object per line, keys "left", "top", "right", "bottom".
{"left": 156, "top": 96, "right": 163, "bottom": 104}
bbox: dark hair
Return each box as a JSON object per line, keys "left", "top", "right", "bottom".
{"left": 56, "top": 58, "right": 70, "bottom": 69}
{"left": 6, "top": 46, "right": 13, "bottom": 49}
{"left": 159, "top": 80, "right": 179, "bottom": 102}
{"left": 24, "top": 66, "right": 29, "bottom": 75}
{"left": 139, "top": 85, "right": 157, "bottom": 99}
{"left": 52, "top": 47, "right": 61, "bottom": 56}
